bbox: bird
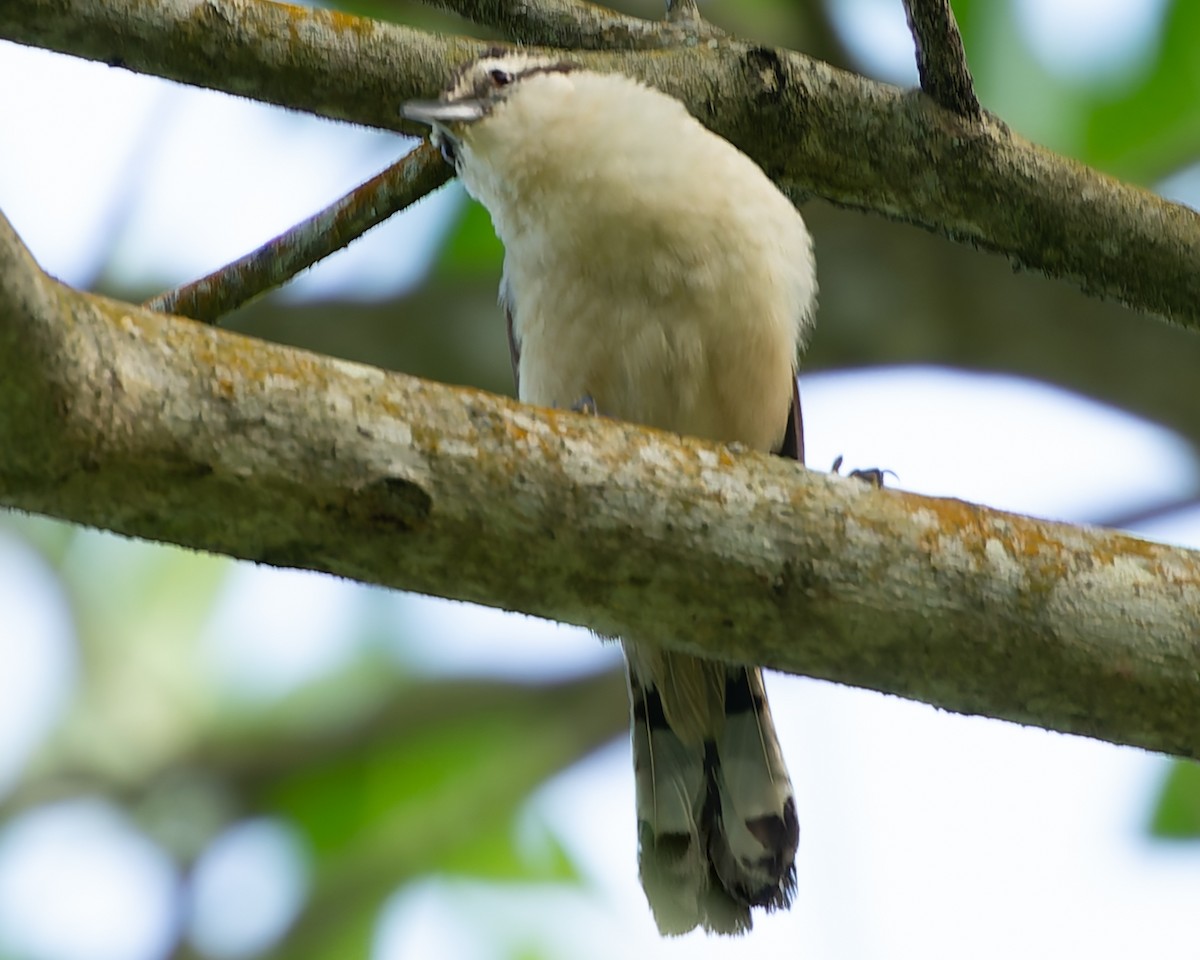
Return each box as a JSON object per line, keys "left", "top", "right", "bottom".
{"left": 402, "top": 49, "right": 816, "bottom": 935}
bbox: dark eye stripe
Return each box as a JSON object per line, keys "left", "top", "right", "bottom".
{"left": 514, "top": 61, "right": 580, "bottom": 81}
{"left": 443, "top": 57, "right": 582, "bottom": 103}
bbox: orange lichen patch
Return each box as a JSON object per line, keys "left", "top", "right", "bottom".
{"left": 904, "top": 494, "right": 1067, "bottom": 589}
{"left": 407, "top": 422, "right": 443, "bottom": 455}
{"left": 503, "top": 420, "right": 532, "bottom": 445}
{"left": 920, "top": 492, "right": 992, "bottom": 535}
{"left": 320, "top": 8, "right": 380, "bottom": 38}
{"left": 1006, "top": 524, "right": 1064, "bottom": 559}
{"left": 1091, "top": 527, "right": 1178, "bottom": 564}
{"left": 95, "top": 298, "right": 347, "bottom": 414}
{"left": 270, "top": 0, "right": 369, "bottom": 36}
{"left": 904, "top": 484, "right": 1200, "bottom": 597}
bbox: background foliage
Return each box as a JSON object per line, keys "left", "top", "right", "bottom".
{"left": 1, "top": 0, "right": 1199, "bottom": 958}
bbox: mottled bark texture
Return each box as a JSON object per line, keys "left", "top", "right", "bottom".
{"left": 3, "top": 213, "right": 1199, "bottom": 760}
{"left": 4, "top": 0, "right": 1199, "bottom": 328}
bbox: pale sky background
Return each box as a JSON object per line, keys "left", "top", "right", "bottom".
{"left": 2, "top": 0, "right": 1200, "bottom": 958}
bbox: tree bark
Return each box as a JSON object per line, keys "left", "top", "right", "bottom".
{"left": 3, "top": 212, "right": 1199, "bottom": 761}
{"left": 3, "top": 0, "right": 1200, "bottom": 328}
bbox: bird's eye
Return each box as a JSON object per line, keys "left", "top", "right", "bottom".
{"left": 489, "top": 68, "right": 513, "bottom": 87}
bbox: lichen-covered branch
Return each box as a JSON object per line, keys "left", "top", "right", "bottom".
{"left": 3, "top": 212, "right": 1199, "bottom": 760}
{"left": 3, "top": 0, "right": 1198, "bottom": 331}
{"left": 421, "top": 0, "right": 717, "bottom": 49}
{"left": 0, "top": 0, "right": 468, "bottom": 122}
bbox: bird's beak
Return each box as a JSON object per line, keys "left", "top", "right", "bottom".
{"left": 400, "top": 99, "right": 488, "bottom": 127}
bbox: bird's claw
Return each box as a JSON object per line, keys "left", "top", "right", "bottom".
{"left": 831, "top": 455, "right": 894, "bottom": 489}
{"left": 571, "top": 394, "right": 599, "bottom": 415}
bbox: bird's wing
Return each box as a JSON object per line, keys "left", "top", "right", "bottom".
{"left": 774, "top": 375, "right": 804, "bottom": 464}
{"left": 501, "top": 274, "right": 520, "bottom": 396}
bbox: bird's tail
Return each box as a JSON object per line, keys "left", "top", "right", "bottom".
{"left": 625, "top": 646, "right": 799, "bottom": 935}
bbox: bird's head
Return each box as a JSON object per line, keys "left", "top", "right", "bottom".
{"left": 401, "top": 50, "right": 580, "bottom": 170}
{"left": 399, "top": 52, "right": 716, "bottom": 248}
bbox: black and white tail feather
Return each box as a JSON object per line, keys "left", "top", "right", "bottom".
{"left": 626, "top": 646, "right": 799, "bottom": 935}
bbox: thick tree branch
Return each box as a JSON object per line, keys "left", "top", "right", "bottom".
{"left": 3, "top": 0, "right": 1198, "bottom": 331}
{"left": 420, "top": 0, "right": 719, "bottom": 49}
{"left": 3, "top": 213, "right": 1199, "bottom": 760}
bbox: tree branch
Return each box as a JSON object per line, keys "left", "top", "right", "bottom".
{"left": 900, "top": 0, "right": 980, "bottom": 120}
{"left": 143, "top": 142, "right": 450, "bottom": 323}
{"left": 420, "top": 0, "right": 719, "bottom": 49}
{"left": 3, "top": 212, "right": 1199, "bottom": 761}
{"left": 3, "top": 0, "right": 1198, "bottom": 331}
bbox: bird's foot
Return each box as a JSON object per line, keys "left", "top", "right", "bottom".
{"left": 831, "top": 455, "right": 895, "bottom": 489}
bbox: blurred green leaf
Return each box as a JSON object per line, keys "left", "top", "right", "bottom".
{"left": 263, "top": 897, "right": 377, "bottom": 960}
{"left": 1149, "top": 760, "right": 1200, "bottom": 839}
{"left": 950, "top": 0, "right": 1196, "bottom": 182}
{"left": 255, "top": 673, "right": 621, "bottom": 876}
{"left": 509, "top": 947, "right": 555, "bottom": 960}
{"left": 437, "top": 816, "right": 579, "bottom": 883}
{"left": 249, "top": 671, "right": 624, "bottom": 959}
{"left": 0, "top": 512, "right": 78, "bottom": 567}
{"left": 13, "top": 531, "right": 233, "bottom": 792}
{"left": 1083, "top": 0, "right": 1200, "bottom": 181}
{"left": 950, "top": 0, "right": 1092, "bottom": 156}
{"left": 435, "top": 195, "right": 505, "bottom": 279}
{"left": 264, "top": 709, "right": 540, "bottom": 861}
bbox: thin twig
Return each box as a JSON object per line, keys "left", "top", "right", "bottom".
{"left": 900, "top": 0, "right": 981, "bottom": 120}
{"left": 664, "top": 0, "right": 701, "bottom": 25}
{"left": 1093, "top": 492, "right": 1200, "bottom": 532}
{"left": 143, "top": 143, "right": 450, "bottom": 324}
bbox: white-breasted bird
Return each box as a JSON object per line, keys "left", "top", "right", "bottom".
{"left": 403, "top": 50, "right": 817, "bottom": 935}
